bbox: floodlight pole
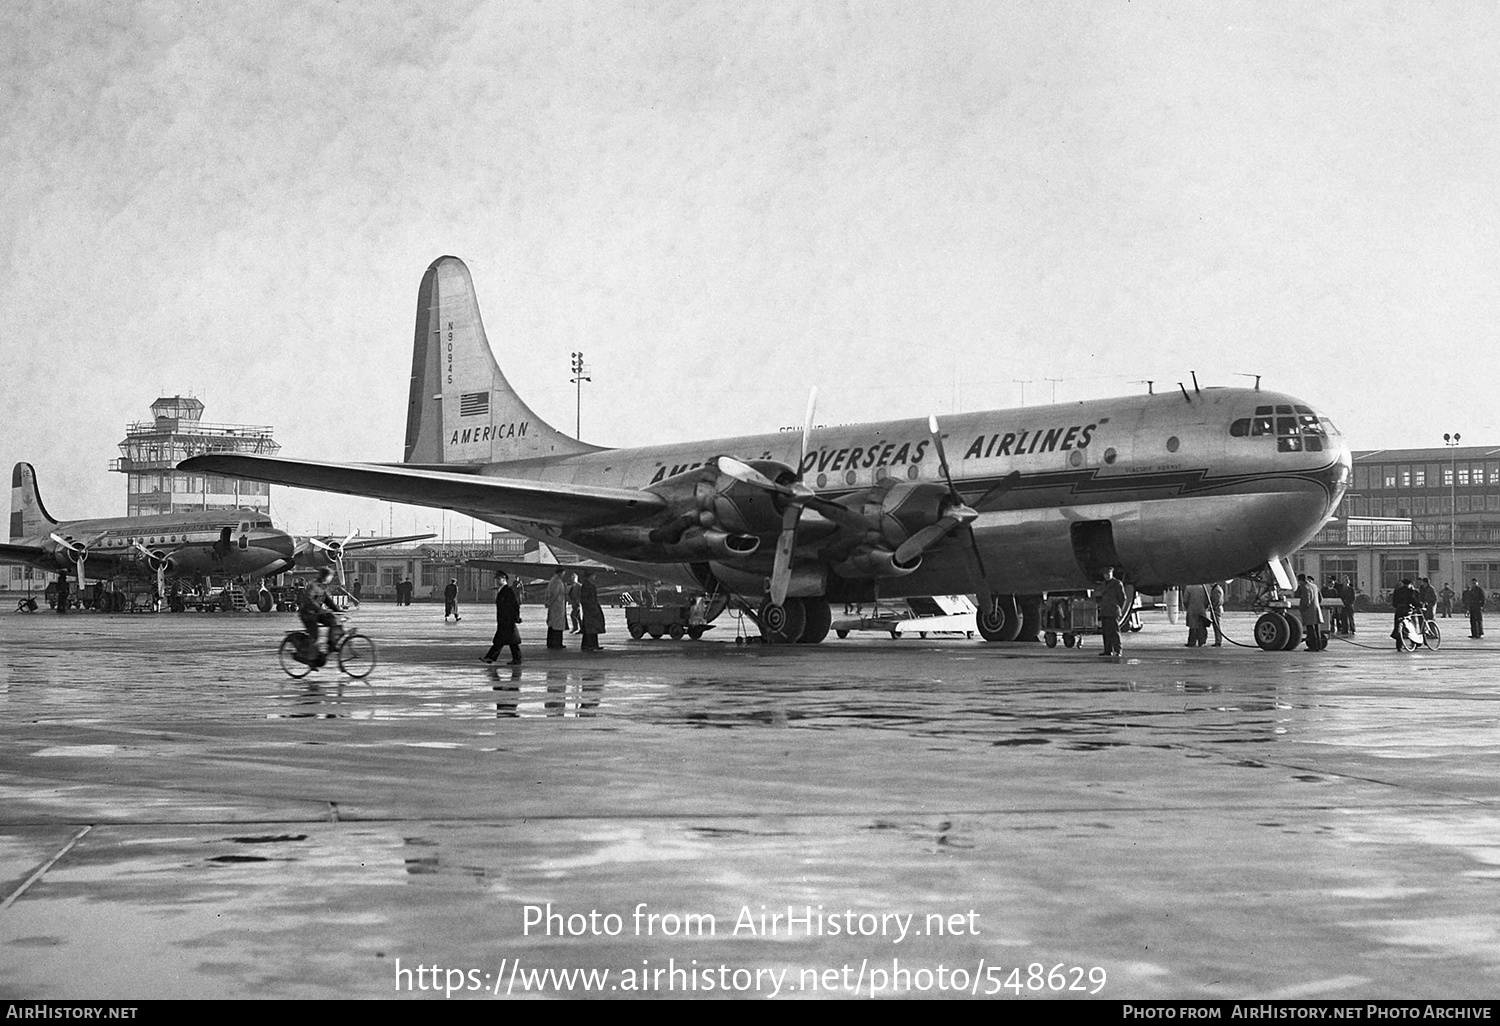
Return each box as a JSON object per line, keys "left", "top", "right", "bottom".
{"left": 571, "top": 351, "right": 591, "bottom": 438}
{"left": 1444, "top": 432, "right": 1461, "bottom": 591}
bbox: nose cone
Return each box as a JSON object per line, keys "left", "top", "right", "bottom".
{"left": 1323, "top": 436, "right": 1353, "bottom": 515}
{"left": 263, "top": 530, "right": 297, "bottom": 560}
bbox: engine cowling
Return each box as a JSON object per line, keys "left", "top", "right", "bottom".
{"left": 832, "top": 546, "right": 921, "bottom": 579}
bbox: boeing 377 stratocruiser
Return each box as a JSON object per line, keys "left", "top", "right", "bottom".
{"left": 180, "top": 255, "right": 1351, "bottom": 648}
{"left": 4, "top": 462, "right": 299, "bottom": 604}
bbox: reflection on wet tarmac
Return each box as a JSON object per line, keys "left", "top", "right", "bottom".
{"left": 6, "top": 607, "right": 1500, "bottom": 998}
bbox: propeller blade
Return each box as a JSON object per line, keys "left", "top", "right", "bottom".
{"left": 958, "top": 521, "right": 993, "bottom": 614}
{"left": 769, "top": 505, "right": 801, "bottom": 607}
{"left": 716, "top": 455, "right": 784, "bottom": 493}
{"left": 927, "top": 414, "right": 963, "bottom": 504}
{"left": 928, "top": 414, "right": 1000, "bottom": 612}
{"left": 309, "top": 537, "right": 336, "bottom": 551}
{"left": 972, "top": 470, "right": 1023, "bottom": 512}
{"left": 798, "top": 386, "right": 818, "bottom": 476}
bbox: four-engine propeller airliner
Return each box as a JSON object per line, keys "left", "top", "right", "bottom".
{"left": 4, "top": 462, "right": 298, "bottom": 602}
{"left": 180, "top": 255, "right": 1351, "bottom": 646}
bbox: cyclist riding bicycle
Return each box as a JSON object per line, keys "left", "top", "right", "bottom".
{"left": 298, "top": 568, "right": 342, "bottom": 665}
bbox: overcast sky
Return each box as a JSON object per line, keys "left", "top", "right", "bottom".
{"left": 3, "top": 0, "right": 1497, "bottom": 537}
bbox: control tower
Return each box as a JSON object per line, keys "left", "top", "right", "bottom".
{"left": 110, "top": 396, "right": 281, "bottom": 516}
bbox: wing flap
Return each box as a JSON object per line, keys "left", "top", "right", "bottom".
{"left": 179, "top": 455, "right": 666, "bottom": 526}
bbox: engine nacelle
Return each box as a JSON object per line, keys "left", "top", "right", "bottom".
{"left": 832, "top": 547, "right": 921, "bottom": 579}
{"left": 664, "top": 528, "right": 760, "bottom": 562}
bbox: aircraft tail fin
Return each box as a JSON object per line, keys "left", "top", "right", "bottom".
{"left": 403, "top": 256, "right": 603, "bottom": 466}
{"left": 10, "top": 463, "right": 59, "bottom": 540}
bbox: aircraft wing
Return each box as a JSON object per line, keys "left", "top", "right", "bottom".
{"left": 0, "top": 542, "right": 48, "bottom": 566}
{"left": 461, "top": 557, "right": 656, "bottom": 587}
{"left": 340, "top": 534, "right": 436, "bottom": 550}
{"left": 178, "top": 455, "right": 667, "bottom": 526}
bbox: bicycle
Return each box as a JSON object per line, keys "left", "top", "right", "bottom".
{"left": 1395, "top": 612, "right": 1441, "bottom": 652}
{"left": 278, "top": 617, "right": 378, "bottom": 678}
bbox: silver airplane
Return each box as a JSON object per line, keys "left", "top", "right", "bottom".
{"left": 3, "top": 462, "right": 298, "bottom": 604}
{"left": 181, "top": 255, "right": 1352, "bottom": 647}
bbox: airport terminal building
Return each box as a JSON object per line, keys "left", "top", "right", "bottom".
{"left": 1293, "top": 444, "right": 1500, "bottom": 605}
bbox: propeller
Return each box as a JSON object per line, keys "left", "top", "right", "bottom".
{"left": 308, "top": 531, "right": 357, "bottom": 586}
{"left": 50, "top": 532, "right": 104, "bottom": 584}
{"left": 906, "top": 416, "right": 1021, "bottom": 616}
{"left": 133, "top": 542, "right": 176, "bottom": 607}
{"left": 717, "top": 388, "right": 818, "bottom": 607}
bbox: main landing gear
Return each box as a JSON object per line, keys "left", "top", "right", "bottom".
{"left": 754, "top": 597, "right": 833, "bottom": 644}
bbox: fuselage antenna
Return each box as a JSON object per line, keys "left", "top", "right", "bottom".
{"left": 1191, "top": 371, "right": 1200, "bottom": 394}
{"left": 1234, "top": 373, "right": 1262, "bottom": 391}
{"left": 1179, "top": 382, "right": 1192, "bottom": 403}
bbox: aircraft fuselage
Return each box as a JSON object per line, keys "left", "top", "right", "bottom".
{"left": 463, "top": 386, "right": 1348, "bottom": 598}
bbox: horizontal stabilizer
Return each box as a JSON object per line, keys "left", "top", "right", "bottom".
{"left": 179, "top": 454, "right": 666, "bottom": 526}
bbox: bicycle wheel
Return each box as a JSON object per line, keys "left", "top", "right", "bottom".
{"left": 279, "top": 633, "right": 313, "bottom": 678}
{"left": 337, "top": 631, "right": 378, "bottom": 678}
{"left": 1423, "top": 620, "right": 1442, "bottom": 650}
{"left": 1399, "top": 622, "right": 1418, "bottom": 652}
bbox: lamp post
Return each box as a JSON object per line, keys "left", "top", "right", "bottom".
{"left": 1444, "top": 432, "right": 1461, "bottom": 593}
{"left": 570, "top": 351, "right": 591, "bottom": 438}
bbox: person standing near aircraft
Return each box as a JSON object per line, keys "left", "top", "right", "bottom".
{"left": 544, "top": 567, "right": 569, "bottom": 649}
{"left": 1297, "top": 574, "right": 1325, "bottom": 651}
{"left": 444, "top": 578, "right": 461, "bottom": 622}
{"left": 1183, "top": 583, "right": 1210, "bottom": 647}
{"left": 1210, "top": 581, "right": 1226, "bottom": 646}
{"left": 567, "top": 572, "right": 582, "bottom": 634}
{"left": 481, "top": 572, "right": 523, "bottom": 665}
{"left": 1338, "top": 576, "right": 1357, "bottom": 634}
{"left": 1439, "top": 582, "right": 1455, "bottom": 618}
{"left": 580, "top": 568, "right": 605, "bottom": 652}
{"left": 54, "top": 573, "right": 69, "bottom": 614}
{"left": 1096, "top": 567, "right": 1126, "bottom": 658}
{"left": 1464, "top": 578, "right": 1486, "bottom": 638}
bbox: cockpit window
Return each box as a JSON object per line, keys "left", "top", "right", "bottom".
{"left": 1234, "top": 404, "right": 1329, "bottom": 451}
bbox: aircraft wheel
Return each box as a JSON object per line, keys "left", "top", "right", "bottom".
{"left": 1281, "top": 611, "right": 1302, "bottom": 650}
{"left": 976, "top": 595, "right": 1022, "bottom": 642}
{"left": 668, "top": 623, "right": 684, "bottom": 640}
{"left": 1253, "top": 612, "right": 1290, "bottom": 651}
{"left": 798, "top": 598, "right": 832, "bottom": 644}
{"left": 836, "top": 629, "right": 849, "bottom": 639}
{"left": 758, "top": 598, "right": 806, "bottom": 644}
{"left": 256, "top": 589, "right": 273, "bottom": 613}
{"left": 628, "top": 623, "right": 645, "bottom": 639}
{"left": 1045, "top": 632, "right": 1057, "bottom": 648}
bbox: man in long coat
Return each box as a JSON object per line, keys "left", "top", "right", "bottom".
{"left": 580, "top": 569, "right": 606, "bottom": 652}
{"left": 481, "top": 572, "right": 523, "bottom": 665}
{"left": 544, "top": 568, "right": 569, "bottom": 649}
{"left": 1464, "top": 578, "right": 1486, "bottom": 639}
{"left": 1297, "top": 574, "right": 1325, "bottom": 651}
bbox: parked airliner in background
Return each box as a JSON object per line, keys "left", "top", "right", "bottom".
{"left": 182, "top": 255, "right": 1351, "bottom": 647}
{"left": 3, "top": 462, "right": 297, "bottom": 600}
